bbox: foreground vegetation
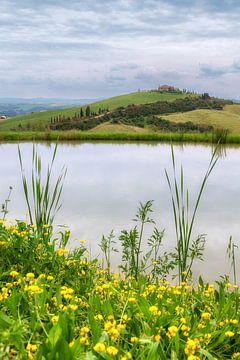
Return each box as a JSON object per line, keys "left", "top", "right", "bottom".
{"left": 1, "top": 221, "right": 240, "bottom": 359}
{"left": 1, "top": 145, "right": 240, "bottom": 359}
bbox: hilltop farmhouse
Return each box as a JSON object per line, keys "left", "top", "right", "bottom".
{"left": 158, "top": 85, "right": 175, "bottom": 92}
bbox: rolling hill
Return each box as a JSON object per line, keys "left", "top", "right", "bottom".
{"left": 0, "top": 91, "right": 194, "bottom": 131}
{"left": 162, "top": 105, "right": 240, "bottom": 134}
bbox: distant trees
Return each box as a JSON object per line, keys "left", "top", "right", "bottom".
{"left": 202, "top": 93, "right": 210, "bottom": 100}
{"left": 41, "top": 96, "right": 233, "bottom": 133}
{"left": 85, "top": 106, "right": 91, "bottom": 117}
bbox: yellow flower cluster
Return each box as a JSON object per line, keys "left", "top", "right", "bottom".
{"left": 201, "top": 312, "right": 211, "bottom": 320}
{"left": 167, "top": 325, "right": 178, "bottom": 338}
{"left": 184, "top": 338, "right": 200, "bottom": 357}
{"left": 93, "top": 343, "right": 119, "bottom": 356}
{"left": 104, "top": 315, "right": 126, "bottom": 341}
{"left": 56, "top": 248, "right": 69, "bottom": 256}
{"left": 80, "top": 326, "right": 90, "bottom": 345}
{"left": 0, "top": 287, "right": 10, "bottom": 301}
{"left": 24, "top": 284, "right": 43, "bottom": 295}
{"left": 149, "top": 305, "right": 161, "bottom": 316}
{"left": 60, "top": 285, "right": 74, "bottom": 300}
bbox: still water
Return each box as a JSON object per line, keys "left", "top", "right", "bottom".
{"left": 0, "top": 142, "right": 240, "bottom": 282}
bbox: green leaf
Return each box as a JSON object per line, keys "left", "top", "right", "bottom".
{"left": 199, "top": 349, "right": 214, "bottom": 360}
{"left": 0, "top": 311, "right": 14, "bottom": 329}
{"left": 48, "top": 324, "right": 62, "bottom": 348}
{"left": 171, "top": 350, "right": 179, "bottom": 360}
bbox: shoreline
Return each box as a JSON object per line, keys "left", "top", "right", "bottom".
{"left": 0, "top": 130, "right": 240, "bottom": 144}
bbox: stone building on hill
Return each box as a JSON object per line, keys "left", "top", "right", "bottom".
{"left": 158, "top": 85, "right": 175, "bottom": 92}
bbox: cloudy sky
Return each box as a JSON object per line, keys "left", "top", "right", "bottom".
{"left": 0, "top": 0, "right": 240, "bottom": 99}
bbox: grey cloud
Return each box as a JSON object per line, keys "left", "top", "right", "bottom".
{"left": 105, "top": 75, "right": 127, "bottom": 82}
{"left": 1, "top": 0, "right": 240, "bottom": 98}
{"left": 199, "top": 61, "right": 240, "bottom": 78}
{"left": 111, "top": 64, "right": 139, "bottom": 71}
{"left": 199, "top": 66, "right": 228, "bottom": 78}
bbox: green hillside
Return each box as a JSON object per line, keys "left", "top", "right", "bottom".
{"left": 162, "top": 104, "right": 240, "bottom": 134}
{"left": 89, "top": 122, "right": 149, "bottom": 134}
{"left": 0, "top": 91, "right": 193, "bottom": 131}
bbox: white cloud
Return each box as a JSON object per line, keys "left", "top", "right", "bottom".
{"left": 0, "top": 0, "right": 240, "bottom": 98}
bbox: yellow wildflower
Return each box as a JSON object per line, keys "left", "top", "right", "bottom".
{"left": 225, "top": 331, "right": 234, "bottom": 337}
{"left": 94, "top": 314, "right": 103, "bottom": 321}
{"left": 80, "top": 327, "right": 90, "bottom": 336}
{"left": 51, "top": 315, "right": 59, "bottom": 324}
{"left": 153, "top": 334, "right": 161, "bottom": 342}
{"left": 201, "top": 312, "right": 211, "bottom": 320}
{"left": 184, "top": 338, "right": 200, "bottom": 356}
{"left": 106, "top": 346, "right": 118, "bottom": 356}
{"left": 149, "top": 305, "right": 161, "bottom": 315}
{"left": 232, "top": 353, "right": 240, "bottom": 359}
{"left": 10, "top": 271, "right": 19, "bottom": 277}
{"left": 130, "top": 336, "right": 138, "bottom": 343}
{"left": 26, "top": 344, "right": 37, "bottom": 352}
{"left": 167, "top": 325, "right": 178, "bottom": 338}
{"left": 128, "top": 297, "right": 137, "bottom": 303}
{"left": 93, "top": 342, "right": 106, "bottom": 353}
{"left": 26, "top": 272, "right": 35, "bottom": 280}
{"left": 24, "top": 285, "right": 43, "bottom": 295}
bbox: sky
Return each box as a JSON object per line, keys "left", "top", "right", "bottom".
{"left": 0, "top": 0, "right": 240, "bottom": 99}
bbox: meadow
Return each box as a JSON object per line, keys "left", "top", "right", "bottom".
{"left": 0, "top": 145, "right": 240, "bottom": 359}
{"left": 163, "top": 105, "right": 240, "bottom": 134}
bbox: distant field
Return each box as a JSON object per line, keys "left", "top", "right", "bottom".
{"left": 0, "top": 91, "right": 193, "bottom": 131}
{"left": 163, "top": 104, "right": 240, "bottom": 134}
{"left": 90, "top": 122, "right": 148, "bottom": 133}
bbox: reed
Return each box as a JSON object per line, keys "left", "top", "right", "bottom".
{"left": 18, "top": 144, "right": 66, "bottom": 238}
{"left": 165, "top": 145, "right": 219, "bottom": 283}
{"left": 227, "top": 236, "right": 238, "bottom": 285}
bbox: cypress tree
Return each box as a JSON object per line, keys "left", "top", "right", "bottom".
{"left": 86, "top": 106, "right": 91, "bottom": 117}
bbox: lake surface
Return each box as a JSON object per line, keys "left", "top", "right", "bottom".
{"left": 0, "top": 142, "right": 240, "bottom": 283}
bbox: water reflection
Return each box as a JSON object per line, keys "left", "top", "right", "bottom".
{"left": 0, "top": 141, "right": 239, "bottom": 282}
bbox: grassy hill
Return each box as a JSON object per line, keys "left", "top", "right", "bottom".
{"left": 0, "top": 91, "right": 193, "bottom": 131}
{"left": 162, "top": 104, "right": 240, "bottom": 134}
{"left": 89, "top": 122, "right": 149, "bottom": 134}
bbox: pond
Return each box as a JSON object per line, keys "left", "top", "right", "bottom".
{"left": 0, "top": 142, "right": 240, "bottom": 282}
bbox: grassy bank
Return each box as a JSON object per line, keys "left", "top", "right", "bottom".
{"left": 1, "top": 130, "right": 240, "bottom": 144}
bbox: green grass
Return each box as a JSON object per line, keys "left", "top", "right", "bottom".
{"left": 0, "top": 130, "right": 214, "bottom": 142}
{"left": 163, "top": 104, "right": 240, "bottom": 134}
{"left": 89, "top": 122, "right": 149, "bottom": 134}
{"left": 2, "top": 129, "right": 240, "bottom": 144}
{"left": 0, "top": 91, "right": 193, "bottom": 131}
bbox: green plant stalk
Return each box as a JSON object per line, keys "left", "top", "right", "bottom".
{"left": 227, "top": 236, "right": 238, "bottom": 285}
{"left": 18, "top": 144, "right": 66, "bottom": 237}
{"left": 1, "top": 186, "right": 13, "bottom": 220}
{"left": 165, "top": 145, "right": 219, "bottom": 283}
